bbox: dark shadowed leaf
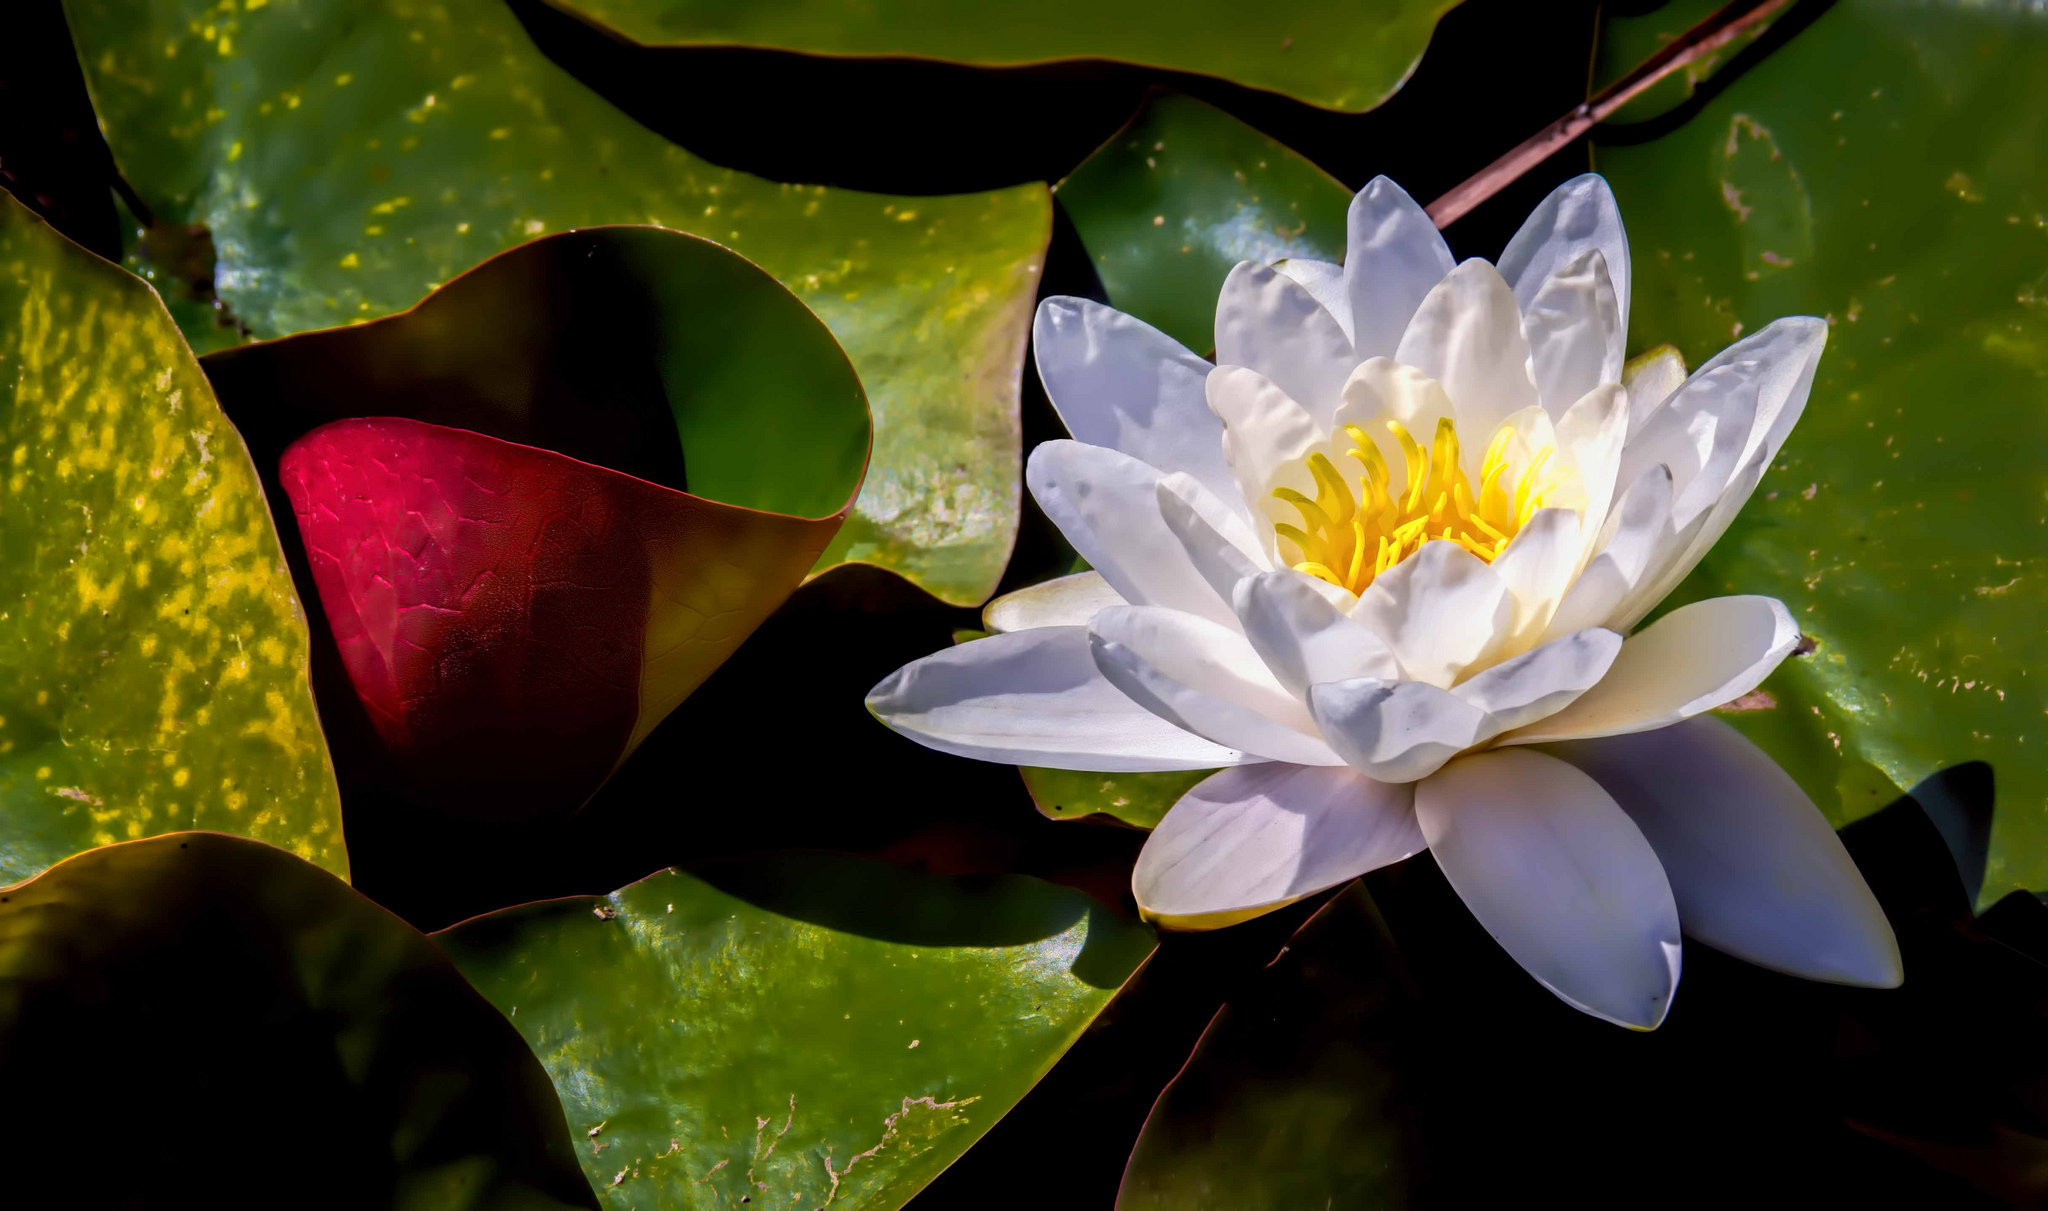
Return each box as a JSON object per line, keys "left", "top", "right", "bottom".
{"left": 436, "top": 851, "right": 1156, "bottom": 1210}
{"left": 0, "top": 831, "right": 597, "bottom": 1208}
{"left": 0, "top": 190, "right": 343, "bottom": 884}
{"left": 540, "top": 0, "right": 1460, "bottom": 113}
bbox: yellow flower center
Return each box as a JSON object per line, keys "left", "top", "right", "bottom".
{"left": 1272, "top": 416, "right": 1562, "bottom": 596}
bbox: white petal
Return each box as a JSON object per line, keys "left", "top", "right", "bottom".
{"left": 1233, "top": 569, "right": 1402, "bottom": 698}
{"left": 1451, "top": 627, "right": 1623, "bottom": 735}
{"left": 1615, "top": 360, "right": 1758, "bottom": 532}
{"left": 1497, "top": 173, "right": 1631, "bottom": 342}
{"left": 1524, "top": 247, "right": 1624, "bottom": 419}
{"left": 1542, "top": 464, "right": 1674, "bottom": 639}
{"left": 1033, "top": 297, "right": 1242, "bottom": 513}
{"left": 1611, "top": 448, "right": 1768, "bottom": 633}
{"left": 1027, "top": 440, "right": 1239, "bottom": 629}
{"left": 1418, "top": 748, "right": 1681, "bottom": 1029}
{"left": 983, "top": 571, "right": 1125, "bottom": 634}
{"left": 1622, "top": 344, "right": 1688, "bottom": 433}
{"left": 1548, "top": 717, "right": 1901, "bottom": 987}
{"left": 1215, "top": 261, "right": 1359, "bottom": 422}
{"left": 1613, "top": 319, "right": 1828, "bottom": 625}
{"left": 1309, "top": 678, "right": 1489, "bottom": 782}
{"left": 866, "top": 627, "right": 1251, "bottom": 771}
{"left": 1351, "top": 540, "right": 1511, "bottom": 688}
{"left": 1089, "top": 608, "right": 1346, "bottom": 767}
{"left": 1207, "top": 364, "right": 1325, "bottom": 555}
{"left": 1344, "top": 176, "right": 1456, "bottom": 361}
{"left": 1487, "top": 506, "right": 1581, "bottom": 652}
{"left": 1274, "top": 257, "right": 1354, "bottom": 346}
{"left": 1329, "top": 357, "right": 1455, "bottom": 503}
{"left": 1719, "top": 316, "right": 1828, "bottom": 476}
{"left": 1135, "top": 764, "right": 1423, "bottom": 929}
{"left": 1155, "top": 472, "right": 1272, "bottom": 606}
{"left": 1553, "top": 382, "right": 1629, "bottom": 568}
{"left": 1394, "top": 260, "right": 1541, "bottom": 440}
{"left": 1089, "top": 605, "right": 1314, "bottom": 732}
{"left": 1503, "top": 596, "right": 1801, "bottom": 745}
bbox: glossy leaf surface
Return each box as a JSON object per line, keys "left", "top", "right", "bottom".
{"left": 0, "top": 832, "right": 596, "bottom": 1207}
{"left": 205, "top": 227, "right": 866, "bottom": 821}
{"left": 1056, "top": 92, "right": 1352, "bottom": 352}
{"left": 437, "top": 852, "right": 1156, "bottom": 1209}
{"left": 546, "top": 0, "right": 1459, "bottom": 113}
{"left": 1595, "top": 0, "right": 2048, "bottom": 899}
{"left": 0, "top": 191, "right": 343, "bottom": 883}
{"left": 1019, "top": 766, "right": 1210, "bottom": 830}
{"left": 63, "top": 0, "right": 1050, "bottom": 604}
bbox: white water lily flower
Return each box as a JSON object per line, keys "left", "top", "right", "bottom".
{"left": 868, "top": 174, "right": 1900, "bottom": 1029}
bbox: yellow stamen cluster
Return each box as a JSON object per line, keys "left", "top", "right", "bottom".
{"left": 1272, "top": 416, "right": 1560, "bottom": 596}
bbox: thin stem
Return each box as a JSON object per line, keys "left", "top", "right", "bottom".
{"left": 1426, "top": 0, "right": 1794, "bottom": 229}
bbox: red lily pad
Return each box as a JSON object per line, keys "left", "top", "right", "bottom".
{"left": 204, "top": 226, "right": 869, "bottom": 821}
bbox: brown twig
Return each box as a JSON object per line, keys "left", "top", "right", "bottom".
{"left": 1426, "top": 0, "right": 1794, "bottom": 228}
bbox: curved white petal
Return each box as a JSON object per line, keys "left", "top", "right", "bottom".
{"left": 1026, "top": 440, "right": 1239, "bottom": 630}
{"left": 983, "top": 571, "right": 1125, "bottom": 634}
{"left": 1613, "top": 319, "right": 1827, "bottom": 625}
{"left": 1504, "top": 596, "right": 1801, "bottom": 745}
{"left": 1206, "top": 364, "right": 1324, "bottom": 535}
{"left": 1344, "top": 176, "right": 1456, "bottom": 361}
{"left": 1215, "top": 260, "right": 1359, "bottom": 422}
{"left": 1089, "top": 610, "right": 1347, "bottom": 767}
{"left": 1616, "top": 360, "right": 1759, "bottom": 533}
{"left": 1622, "top": 344, "right": 1688, "bottom": 433}
{"left": 1089, "top": 605, "right": 1315, "bottom": 732}
{"left": 1418, "top": 748, "right": 1681, "bottom": 1029}
{"left": 1548, "top": 717, "right": 1901, "bottom": 987}
{"left": 1351, "top": 540, "right": 1511, "bottom": 687}
{"left": 1394, "top": 259, "right": 1541, "bottom": 440}
{"left": 1233, "top": 569, "right": 1402, "bottom": 699}
{"left": 1542, "top": 463, "right": 1674, "bottom": 640}
{"left": 1497, "top": 173, "right": 1632, "bottom": 341}
{"left": 1156, "top": 472, "right": 1272, "bottom": 606}
{"left": 1487, "top": 506, "right": 1581, "bottom": 652}
{"left": 866, "top": 627, "right": 1251, "bottom": 771}
{"left": 1451, "top": 627, "right": 1623, "bottom": 735}
{"left": 1309, "top": 678, "right": 1489, "bottom": 783}
{"left": 1524, "top": 247, "right": 1624, "bottom": 419}
{"left": 1717, "top": 315, "right": 1827, "bottom": 477}
{"left": 1033, "top": 297, "right": 1242, "bottom": 514}
{"left": 1612, "top": 447, "right": 1768, "bottom": 633}
{"left": 1274, "top": 257, "right": 1354, "bottom": 346}
{"left": 1135, "top": 763, "right": 1423, "bottom": 929}
{"left": 1553, "top": 382, "right": 1629, "bottom": 568}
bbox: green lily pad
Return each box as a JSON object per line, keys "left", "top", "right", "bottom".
{"left": 61, "top": 0, "right": 1050, "bottom": 607}
{"left": 1019, "top": 766, "right": 1210, "bottom": 830}
{"left": 435, "top": 851, "right": 1156, "bottom": 1209}
{"left": 1056, "top": 92, "right": 1352, "bottom": 353}
{"left": 0, "top": 191, "right": 343, "bottom": 884}
{"left": 545, "top": 0, "right": 1459, "bottom": 113}
{"left": 0, "top": 831, "right": 597, "bottom": 1207}
{"left": 1593, "top": 0, "right": 2048, "bottom": 901}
